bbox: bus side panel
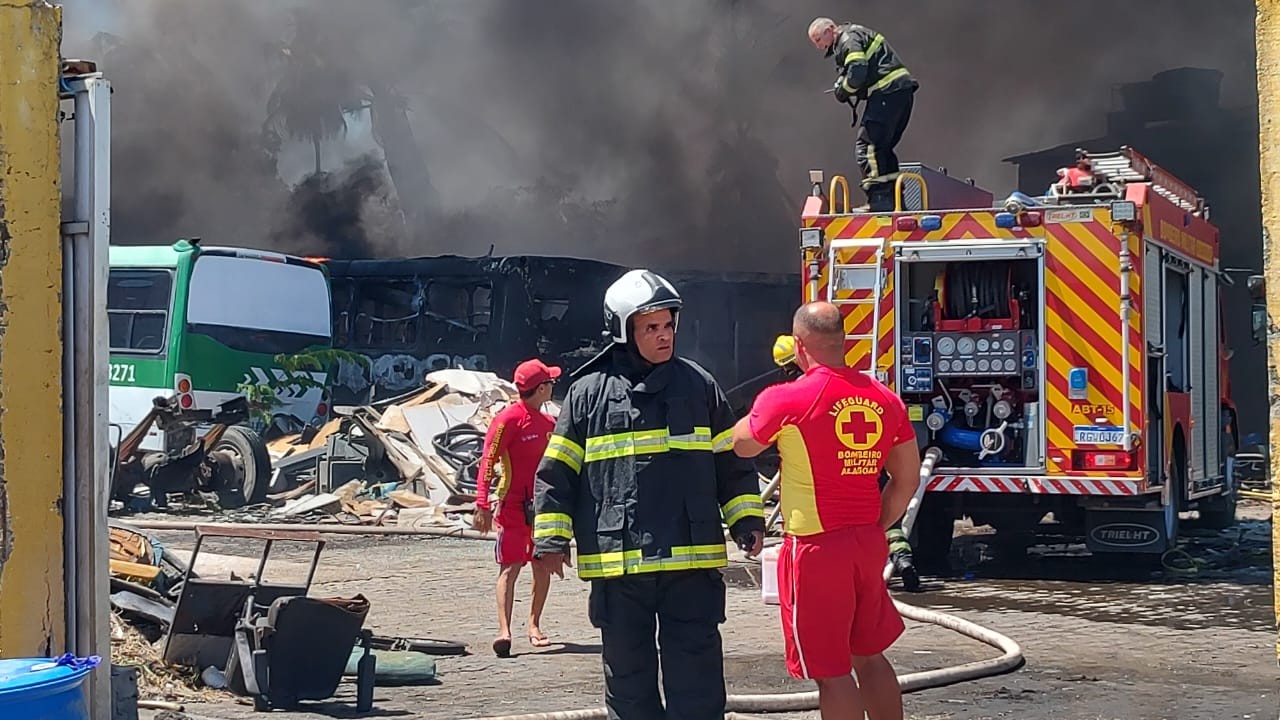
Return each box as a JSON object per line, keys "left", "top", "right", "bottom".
{"left": 1042, "top": 216, "right": 1144, "bottom": 478}
{"left": 108, "top": 355, "right": 174, "bottom": 450}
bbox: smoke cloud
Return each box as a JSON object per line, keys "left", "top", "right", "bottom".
{"left": 60, "top": 0, "right": 1257, "bottom": 271}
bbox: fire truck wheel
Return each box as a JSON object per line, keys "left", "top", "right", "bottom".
{"left": 910, "top": 503, "right": 956, "bottom": 575}
{"left": 1194, "top": 420, "right": 1239, "bottom": 530}
{"left": 211, "top": 425, "right": 272, "bottom": 506}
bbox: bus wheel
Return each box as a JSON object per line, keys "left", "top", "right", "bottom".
{"left": 211, "top": 426, "right": 272, "bottom": 506}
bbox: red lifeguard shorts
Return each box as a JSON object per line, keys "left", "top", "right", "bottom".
{"left": 494, "top": 505, "right": 534, "bottom": 566}
{"left": 778, "top": 524, "right": 906, "bottom": 679}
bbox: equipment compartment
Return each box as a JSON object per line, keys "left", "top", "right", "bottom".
{"left": 896, "top": 257, "right": 1044, "bottom": 470}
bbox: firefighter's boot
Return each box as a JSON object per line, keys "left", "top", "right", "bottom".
{"left": 865, "top": 181, "right": 896, "bottom": 213}
{"left": 887, "top": 526, "right": 921, "bottom": 592}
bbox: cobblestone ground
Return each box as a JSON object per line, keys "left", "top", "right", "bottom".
{"left": 141, "top": 504, "right": 1275, "bottom": 720}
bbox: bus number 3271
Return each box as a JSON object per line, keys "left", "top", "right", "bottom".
{"left": 110, "top": 363, "right": 137, "bottom": 383}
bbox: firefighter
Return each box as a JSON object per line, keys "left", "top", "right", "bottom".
{"left": 772, "top": 334, "right": 921, "bottom": 592}
{"left": 533, "top": 269, "right": 766, "bottom": 720}
{"left": 808, "top": 17, "right": 918, "bottom": 212}
{"left": 773, "top": 334, "right": 804, "bottom": 380}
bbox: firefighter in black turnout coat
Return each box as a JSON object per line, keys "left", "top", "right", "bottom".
{"left": 809, "top": 17, "right": 919, "bottom": 212}
{"left": 533, "top": 269, "right": 766, "bottom": 720}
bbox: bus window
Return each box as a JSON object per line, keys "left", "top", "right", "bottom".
{"left": 425, "top": 281, "right": 491, "bottom": 343}
{"left": 330, "top": 278, "right": 355, "bottom": 348}
{"left": 187, "top": 255, "right": 332, "bottom": 354}
{"left": 353, "top": 279, "right": 420, "bottom": 350}
{"left": 108, "top": 269, "right": 173, "bottom": 353}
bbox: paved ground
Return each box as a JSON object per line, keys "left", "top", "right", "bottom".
{"left": 136, "top": 502, "right": 1276, "bottom": 720}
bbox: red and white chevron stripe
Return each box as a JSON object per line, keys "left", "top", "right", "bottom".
{"left": 926, "top": 475, "right": 1143, "bottom": 495}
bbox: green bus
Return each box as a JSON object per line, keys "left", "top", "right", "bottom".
{"left": 108, "top": 240, "right": 333, "bottom": 487}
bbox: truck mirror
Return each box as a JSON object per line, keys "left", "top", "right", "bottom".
{"left": 1252, "top": 306, "right": 1267, "bottom": 345}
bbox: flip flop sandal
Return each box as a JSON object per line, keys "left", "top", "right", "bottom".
{"left": 492, "top": 637, "right": 512, "bottom": 658}
{"left": 528, "top": 633, "right": 551, "bottom": 648}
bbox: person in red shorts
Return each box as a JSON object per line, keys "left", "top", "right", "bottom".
{"left": 732, "top": 301, "right": 921, "bottom": 720}
{"left": 472, "top": 359, "right": 561, "bottom": 658}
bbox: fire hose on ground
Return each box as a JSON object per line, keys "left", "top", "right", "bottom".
{"left": 467, "top": 446, "right": 1025, "bottom": 720}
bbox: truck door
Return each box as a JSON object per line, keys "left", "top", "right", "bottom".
{"left": 1143, "top": 242, "right": 1164, "bottom": 486}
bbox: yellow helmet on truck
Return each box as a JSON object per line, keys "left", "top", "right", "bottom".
{"left": 772, "top": 334, "right": 797, "bottom": 368}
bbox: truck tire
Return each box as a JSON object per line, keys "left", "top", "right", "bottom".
{"left": 211, "top": 425, "right": 272, "bottom": 506}
{"left": 1196, "top": 487, "right": 1237, "bottom": 530}
{"left": 909, "top": 502, "right": 955, "bottom": 575}
{"left": 1195, "top": 415, "right": 1238, "bottom": 530}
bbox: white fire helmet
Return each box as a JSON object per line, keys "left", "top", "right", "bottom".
{"left": 603, "top": 269, "right": 683, "bottom": 344}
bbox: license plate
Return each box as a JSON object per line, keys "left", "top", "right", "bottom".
{"left": 1073, "top": 425, "right": 1125, "bottom": 445}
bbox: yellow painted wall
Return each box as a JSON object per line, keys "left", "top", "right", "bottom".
{"left": 1257, "top": 0, "right": 1280, "bottom": 668}
{"left": 0, "top": 0, "right": 65, "bottom": 656}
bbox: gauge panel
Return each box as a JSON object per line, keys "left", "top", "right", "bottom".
{"left": 920, "top": 331, "right": 1033, "bottom": 378}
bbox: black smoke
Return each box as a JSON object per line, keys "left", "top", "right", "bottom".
{"left": 60, "top": 0, "right": 1258, "bottom": 272}
{"left": 270, "top": 155, "right": 399, "bottom": 259}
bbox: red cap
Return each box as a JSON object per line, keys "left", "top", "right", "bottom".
{"left": 513, "top": 359, "right": 562, "bottom": 392}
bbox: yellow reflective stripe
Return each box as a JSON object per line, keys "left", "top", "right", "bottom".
{"left": 533, "top": 512, "right": 574, "bottom": 539}
{"left": 869, "top": 66, "right": 910, "bottom": 93}
{"left": 576, "top": 544, "right": 729, "bottom": 579}
{"left": 841, "top": 76, "right": 858, "bottom": 94}
{"left": 668, "top": 426, "right": 712, "bottom": 451}
{"left": 865, "top": 33, "right": 885, "bottom": 58}
{"left": 721, "top": 494, "right": 765, "bottom": 527}
{"left": 544, "top": 434, "right": 585, "bottom": 473}
{"left": 842, "top": 34, "right": 882, "bottom": 66}
{"left": 583, "top": 427, "right": 714, "bottom": 462}
{"left": 711, "top": 428, "right": 734, "bottom": 454}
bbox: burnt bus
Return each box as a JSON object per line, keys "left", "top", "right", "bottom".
{"left": 322, "top": 255, "right": 797, "bottom": 409}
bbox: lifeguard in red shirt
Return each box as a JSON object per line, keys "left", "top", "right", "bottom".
{"left": 733, "top": 302, "right": 922, "bottom": 720}
{"left": 472, "top": 359, "right": 561, "bottom": 658}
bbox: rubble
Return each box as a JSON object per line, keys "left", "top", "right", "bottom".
{"left": 107, "top": 522, "right": 461, "bottom": 710}
{"left": 257, "top": 368, "right": 533, "bottom": 530}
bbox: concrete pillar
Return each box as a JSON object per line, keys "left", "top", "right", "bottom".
{"left": 0, "top": 0, "right": 65, "bottom": 656}
{"left": 1256, "top": 0, "right": 1280, "bottom": 668}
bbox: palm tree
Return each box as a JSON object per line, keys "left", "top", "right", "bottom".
{"left": 265, "top": 9, "right": 360, "bottom": 175}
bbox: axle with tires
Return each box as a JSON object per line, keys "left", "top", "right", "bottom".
{"left": 111, "top": 394, "right": 272, "bottom": 509}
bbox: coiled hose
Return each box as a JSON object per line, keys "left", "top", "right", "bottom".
{"left": 468, "top": 447, "right": 1024, "bottom": 720}
{"left": 943, "top": 262, "right": 1012, "bottom": 321}
{"left": 433, "top": 424, "right": 485, "bottom": 495}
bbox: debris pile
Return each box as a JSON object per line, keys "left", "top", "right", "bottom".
{"left": 263, "top": 369, "right": 537, "bottom": 529}
{"left": 107, "top": 523, "right": 461, "bottom": 709}
{"left": 110, "top": 614, "right": 217, "bottom": 704}
{"left": 108, "top": 523, "right": 220, "bottom": 704}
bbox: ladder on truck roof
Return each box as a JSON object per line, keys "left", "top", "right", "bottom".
{"left": 827, "top": 238, "right": 887, "bottom": 380}
{"left": 1081, "top": 146, "right": 1207, "bottom": 217}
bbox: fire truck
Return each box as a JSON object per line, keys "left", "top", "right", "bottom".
{"left": 797, "top": 147, "right": 1238, "bottom": 569}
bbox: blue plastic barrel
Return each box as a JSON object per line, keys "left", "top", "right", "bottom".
{"left": 0, "top": 658, "right": 93, "bottom": 719}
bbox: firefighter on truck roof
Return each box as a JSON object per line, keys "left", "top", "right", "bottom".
{"left": 808, "top": 17, "right": 919, "bottom": 212}
{"left": 532, "top": 269, "right": 766, "bottom": 720}
{"left": 772, "top": 334, "right": 922, "bottom": 593}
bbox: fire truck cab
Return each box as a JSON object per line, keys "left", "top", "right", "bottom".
{"left": 797, "top": 147, "right": 1237, "bottom": 569}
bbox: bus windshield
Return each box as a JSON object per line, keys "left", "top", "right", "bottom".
{"left": 187, "top": 254, "right": 332, "bottom": 355}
